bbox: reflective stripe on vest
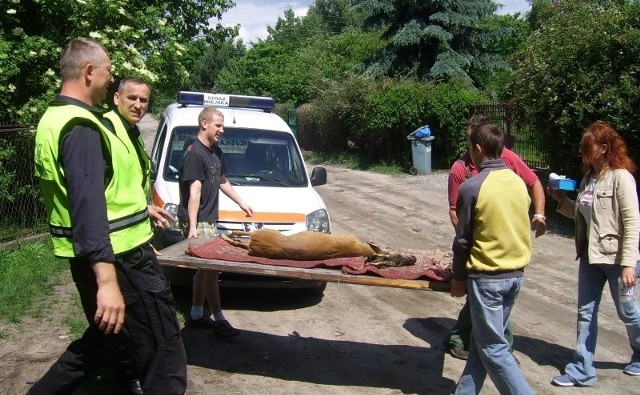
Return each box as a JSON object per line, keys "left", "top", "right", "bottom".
{"left": 109, "top": 207, "right": 150, "bottom": 232}
{"left": 48, "top": 206, "right": 149, "bottom": 238}
{"left": 49, "top": 224, "right": 72, "bottom": 237}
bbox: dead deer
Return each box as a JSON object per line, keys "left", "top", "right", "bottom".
{"left": 220, "top": 229, "right": 416, "bottom": 268}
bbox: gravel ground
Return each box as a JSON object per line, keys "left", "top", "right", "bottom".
{"left": 4, "top": 115, "right": 637, "bottom": 395}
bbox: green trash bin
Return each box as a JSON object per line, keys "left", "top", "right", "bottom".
{"left": 407, "top": 126, "right": 434, "bottom": 175}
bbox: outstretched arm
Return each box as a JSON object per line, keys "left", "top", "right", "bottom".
{"left": 220, "top": 176, "right": 254, "bottom": 217}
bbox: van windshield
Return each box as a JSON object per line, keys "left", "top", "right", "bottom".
{"left": 164, "top": 127, "right": 308, "bottom": 187}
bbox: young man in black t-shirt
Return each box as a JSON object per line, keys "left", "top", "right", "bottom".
{"left": 178, "top": 107, "right": 254, "bottom": 337}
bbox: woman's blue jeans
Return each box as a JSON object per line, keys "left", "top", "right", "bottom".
{"left": 564, "top": 259, "right": 640, "bottom": 386}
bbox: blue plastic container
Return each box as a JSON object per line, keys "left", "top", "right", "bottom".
{"left": 549, "top": 178, "right": 577, "bottom": 191}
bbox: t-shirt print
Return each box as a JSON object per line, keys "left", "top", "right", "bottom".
{"left": 208, "top": 163, "right": 221, "bottom": 184}
{"left": 580, "top": 178, "right": 596, "bottom": 206}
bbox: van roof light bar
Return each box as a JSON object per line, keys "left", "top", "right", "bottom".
{"left": 177, "top": 91, "right": 275, "bottom": 112}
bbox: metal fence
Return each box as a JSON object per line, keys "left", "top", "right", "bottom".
{"left": 470, "top": 102, "right": 547, "bottom": 170}
{"left": 0, "top": 121, "right": 47, "bottom": 242}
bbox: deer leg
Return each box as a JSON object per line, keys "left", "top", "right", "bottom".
{"left": 366, "top": 248, "right": 416, "bottom": 267}
{"left": 220, "top": 232, "right": 251, "bottom": 250}
{"left": 228, "top": 230, "right": 253, "bottom": 237}
{"left": 367, "top": 241, "right": 383, "bottom": 254}
{"left": 366, "top": 241, "right": 392, "bottom": 263}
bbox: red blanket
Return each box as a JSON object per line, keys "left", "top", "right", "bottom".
{"left": 342, "top": 248, "right": 452, "bottom": 282}
{"left": 186, "top": 238, "right": 452, "bottom": 282}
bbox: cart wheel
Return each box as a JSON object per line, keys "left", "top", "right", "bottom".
{"left": 409, "top": 167, "right": 417, "bottom": 175}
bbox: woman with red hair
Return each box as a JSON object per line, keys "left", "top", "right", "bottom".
{"left": 549, "top": 122, "right": 640, "bottom": 387}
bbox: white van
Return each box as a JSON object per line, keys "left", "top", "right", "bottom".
{"left": 150, "top": 91, "right": 330, "bottom": 293}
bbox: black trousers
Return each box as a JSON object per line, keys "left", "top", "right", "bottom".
{"left": 28, "top": 244, "right": 187, "bottom": 394}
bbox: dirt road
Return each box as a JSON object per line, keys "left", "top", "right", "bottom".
{"left": 3, "top": 115, "right": 639, "bottom": 394}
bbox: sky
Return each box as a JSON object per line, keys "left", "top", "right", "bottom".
{"left": 219, "top": 1, "right": 532, "bottom": 45}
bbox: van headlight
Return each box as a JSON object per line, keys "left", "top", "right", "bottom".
{"left": 163, "top": 203, "right": 181, "bottom": 232}
{"left": 306, "top": 209, "right": 330, "bottom": 233}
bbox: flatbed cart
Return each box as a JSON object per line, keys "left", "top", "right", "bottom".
{"left": 157, "top": 237, "right": 451, "bottom": 293}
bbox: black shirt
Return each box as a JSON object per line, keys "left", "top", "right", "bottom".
{"left": 178, "top": 138, "right": 226, "bottom": 223}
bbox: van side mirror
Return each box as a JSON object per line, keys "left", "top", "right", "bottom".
{"left": 310, "top": 167, "right": 327, "bottom": 186}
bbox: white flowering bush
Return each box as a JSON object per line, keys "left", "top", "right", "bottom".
{"left": 0, "top": 0, "right": 237, "bottom": 122}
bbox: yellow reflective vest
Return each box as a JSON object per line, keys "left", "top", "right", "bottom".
{"left": 103, "top": 110, "right": 152, "bottom": 198}
{"left": 34, "top": 103, "right": 152, "bottom": 258}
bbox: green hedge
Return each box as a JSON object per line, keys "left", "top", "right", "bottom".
{"left": 298, "top": 77, "right": 483, "bottom": 170}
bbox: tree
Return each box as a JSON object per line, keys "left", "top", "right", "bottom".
{"left": 354, "top": 0, "right": 510, "bottom": 86}
{"left": 212, "top": 7, "right": 322, "bottom": 103}
{"left": 0, "top": 0, "right": 237, "bottom": 121}
{"left": 215, "top": 40, "right": 307, "bottom": 103}
{"left": 297, "top": 28, "right": 384, "bottom": 100}
{"left": 307, "top": 0, "right": 365, "bottom": 34}
{"left": 214, "top": 3, "right": 382, "bottom": 105}
{"left": 477, "top": 13, "right": 531, "bottom": 99}
{"left": 265, "top": 8, "right": 325, "bottom": 50}
{"left": 509, "top": 0, "right": 640, "bottom": 174}
{"left": 186, "top": 39, "right": 246, "bottom": 91}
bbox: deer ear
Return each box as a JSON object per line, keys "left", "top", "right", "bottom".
{"left": 367, "top": 241, "right": 383, "bottom": 253}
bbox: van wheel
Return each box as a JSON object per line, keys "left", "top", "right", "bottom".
{"left": 409, "top": 167, "right": 417, "bottom": 175}
{"left": 301, "top": 282, "right": 327, "bottom": 297}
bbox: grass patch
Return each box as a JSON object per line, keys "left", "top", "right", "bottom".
{"left": 0, "top": 223, "right": 23, "bottom": 243}
{"left": 0, "top": 241, "right": 122, "bottom": 393}
{"left": 63, "top": 292, "right": 87, "bottom": 340}
{"left": 303, "top": 150, "right": 405, "bottom": 175}
{"left": 0, "top": 220, "right": 48, "bottom": 243}
{"left": 0, "top": 240, "right": 68, "bottom": 323}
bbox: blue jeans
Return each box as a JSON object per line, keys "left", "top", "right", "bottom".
{"left": 454, "top": 276, "right": 532, "bottom": 395}
{"left": 563, "top": 258, "right": 640, "bottom": 386}
{"left": 447, "top": 298, "right": 515, "bottom": 351}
